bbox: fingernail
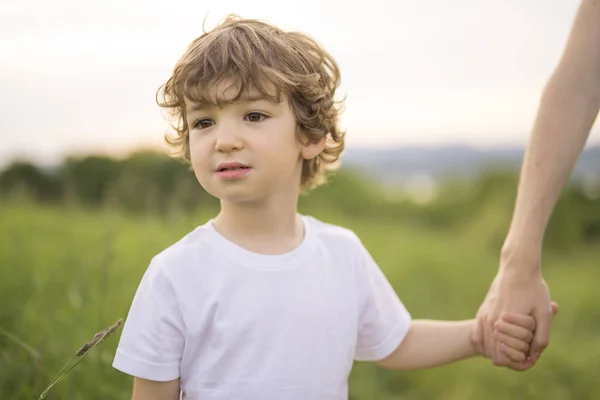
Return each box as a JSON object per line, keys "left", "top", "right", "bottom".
{"left": 493, "top": 330, "right": 500, "bottom": 338}
{"left": 523, "top": 359, "right": 534, "bottom": 368}
{"left": 531, "top": 353, "right": 540, "bottom": 361}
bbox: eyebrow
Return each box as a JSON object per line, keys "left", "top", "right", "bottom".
{"left": 186, "top": 94, "right": 277, "bottom": 112}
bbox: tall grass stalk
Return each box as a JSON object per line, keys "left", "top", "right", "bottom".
{"left": 38, "top": 318, "right": 123, "bottom": 400}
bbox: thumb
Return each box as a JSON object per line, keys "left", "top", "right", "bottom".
{"left": 530, "top": 306, "right": 553, "bottom": 361}
{"left": 551, "top": 301, "right": 559, "bottom": 315}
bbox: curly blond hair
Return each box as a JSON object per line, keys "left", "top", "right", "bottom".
{"left": 156, "top": 15, "right": 345, "bottom": 190}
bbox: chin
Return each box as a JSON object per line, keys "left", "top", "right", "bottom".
{"left": 211, "top": 188, "right": 259, "bottom": 204}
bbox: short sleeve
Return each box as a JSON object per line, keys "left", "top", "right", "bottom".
{"left": 112, "top": 258, "right": 185, "bottom": 381}
{"left": 353, "top": 239, "right": 411, "bottom": 361}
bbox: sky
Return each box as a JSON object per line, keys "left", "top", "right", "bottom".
{"left": 1, "top": 0, "right": 598, "bottom": 167}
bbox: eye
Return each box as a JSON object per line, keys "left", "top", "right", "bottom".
{"left": 245, "top": 112, "right": 268, "bottom": 123}
{"left": 193, "top": 118, "right": 214, "bottom": 130}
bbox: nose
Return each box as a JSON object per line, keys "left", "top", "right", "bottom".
{"left": 214, "top": 120, "right": 243, "bottom": 153}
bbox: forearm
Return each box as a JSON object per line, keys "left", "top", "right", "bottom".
{"left": 376, "top": 320, "right": 477, "bottom": 370}
{"left": 503, "top": 0, "right": 600, "bottom": 265}
{"left": 506, "top": 71, "right": 599, "bottom": 247}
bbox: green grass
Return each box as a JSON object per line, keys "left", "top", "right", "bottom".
{"left": 0, "top": 203, "right": 598, "bottom": 400}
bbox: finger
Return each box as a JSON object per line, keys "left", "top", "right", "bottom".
{"left": 484, "top": 315, "right": 512, "bottom": 365}
{"left": 494, "top": 332, "right": 530, "bottom": 353}
{"left": 529, "top": 307, "right": 553, "bottom": 361}
{"left": 506, "top": 358, "right": 536, "bottom": 371}
{"left": 489, "top": 327, "right": 513, "bottom": 366}
{"left": 490, "top": 342, "right": 513, "bottom": 366}
{"left": 501, "top": 313, "right": 536, "bottom": 331}
{"left": 499, "top": 342, "right": 527, "bottom": 363}
{"left": 551, "top": 301, "right": 559, "bottom": 315}
{"left": 520, "top": 358, "right": 536, "bottom": 370}
{"left": 495, "top": 355, "right": 535, "bottom": 371}
{"left": 495, "top": 321, "right": 534, "bottom": 343}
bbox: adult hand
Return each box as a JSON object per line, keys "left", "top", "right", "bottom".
{"left": 472, "top": 264, "right": 557, "bottom": 370}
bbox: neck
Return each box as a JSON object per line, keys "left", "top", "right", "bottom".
{"left": 212, "top": 185, "right": 303, "bottom": 254}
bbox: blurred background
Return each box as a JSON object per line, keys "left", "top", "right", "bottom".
{"left": 1, "top": 0, "right": 599, "bottom": 399}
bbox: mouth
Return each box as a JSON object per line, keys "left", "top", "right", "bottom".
{"left": 215, "top": 162, "right": 252, "bottom": 181}
{"left": 217, "top": 165, "right": 251, "bottom": 172}
{"left": 216, "top": 162, "right": 252, "bottom": 173}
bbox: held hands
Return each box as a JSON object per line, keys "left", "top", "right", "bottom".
{"left": 491, "top": 304, "right": 558, "bottom": 369}
{"left": 472, "top": 267, "right": 559, "bottom": 370}
{"left": 471, "top": 312, "right": 535, "bottom": 367}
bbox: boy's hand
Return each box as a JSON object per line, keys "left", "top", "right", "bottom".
{"left": 494, "top": 313, "right": 535, "bottom": 365}
{"left": 494, "top": 301, "right": 559, "bottom": 368}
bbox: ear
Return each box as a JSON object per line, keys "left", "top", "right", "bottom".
{"left": 301, "top": 137, "right": 326, "bottom": 160}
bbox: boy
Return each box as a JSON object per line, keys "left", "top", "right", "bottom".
{"left": 112, "top": 15, "right": 555, "bottom": 400}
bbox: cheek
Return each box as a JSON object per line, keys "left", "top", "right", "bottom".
{"left": 189, "top": 137, "right": 210, "bottom": 169}
{"left": 264, "top": 122, "right": 303, "bottom": 153}
{"left": 260, "top": 135, "right": 302, "bottom": 162}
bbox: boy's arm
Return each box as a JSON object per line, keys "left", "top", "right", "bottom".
{"left": 377, "top": 305, "right": 558, "bottom": 371}
{"left": 375, "top": 320, "right": 476, "bottom": 370}
{"left": 132, "top": 377, "right": 180, "bottom": 400}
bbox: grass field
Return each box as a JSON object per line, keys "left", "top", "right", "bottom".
{"left": 1, "top": 202, "right": 599, "bottom": 399}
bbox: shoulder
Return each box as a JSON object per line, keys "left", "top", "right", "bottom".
{"left": 304, "top": 215, "right": 364, "bottom": 252}
{"left": 148, "top": 222, "right": 216, "bottom": 282}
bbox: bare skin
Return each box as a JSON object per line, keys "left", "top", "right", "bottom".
{"left": 472, "top": 0, "right": 600, "bottom": 369}
{"left": 132, "top": 377, "right": 180, "bottom": 400}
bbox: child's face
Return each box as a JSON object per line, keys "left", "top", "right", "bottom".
{"left": 185, "top": 83, "right": 323, "bottom": 204}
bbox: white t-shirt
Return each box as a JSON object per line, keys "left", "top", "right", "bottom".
{"left": 112, "top": 215, "right": 411, "bottom": 400}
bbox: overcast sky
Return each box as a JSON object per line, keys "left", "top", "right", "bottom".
{"left": 1, "top": 0, "right": 598, "bottom": 166}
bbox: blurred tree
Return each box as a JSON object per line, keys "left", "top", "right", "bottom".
{"left": 0, "top": 150, "right": 596, "bottom": 251}
{"left": 301, "top": 169, "right": 382, "bottom": 215}
{"left": 61, "top": 155, "right": 122, "bottom": 206}
{"left": 0, "top": 161, "right": 62, "bottom": 202}
{"left": 112, "top": 151, "right": 215, "bottom": 215}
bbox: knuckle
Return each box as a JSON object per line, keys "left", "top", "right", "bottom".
{"left": 494, "top": 322, "right": 504, "bottom": 333}
{"left": 526, "top": 332, "right": 534, "bottom": 343}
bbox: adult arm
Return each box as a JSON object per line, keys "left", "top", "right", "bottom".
{"left": 473, "top": 0, "right": 600, "bottom": 368}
